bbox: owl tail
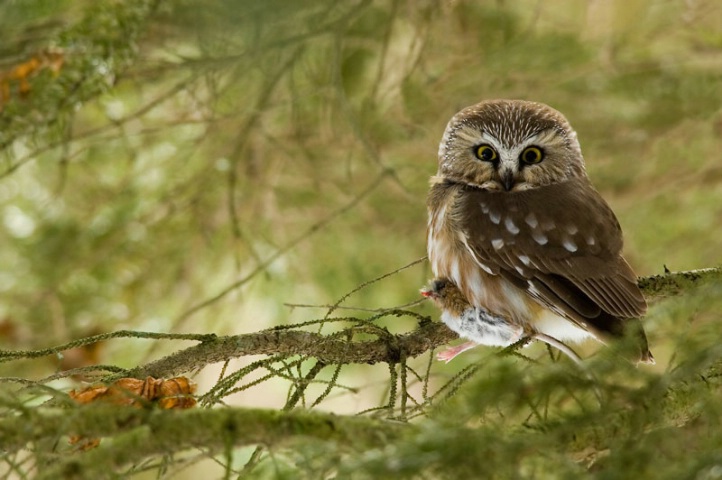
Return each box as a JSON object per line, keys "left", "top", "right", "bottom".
{"left": 625, "top": 317, "right": 655, "bottom": 365}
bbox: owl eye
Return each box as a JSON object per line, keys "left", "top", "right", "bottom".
{"left": 520, "top": 146, "right": 544, "bottom": 165}
{"left": 475, "top": 145, "right": 498, "bottom": 162}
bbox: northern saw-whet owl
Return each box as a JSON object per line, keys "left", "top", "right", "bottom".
{"left": 426, "top": 99, "right": 653, "bottom": 363}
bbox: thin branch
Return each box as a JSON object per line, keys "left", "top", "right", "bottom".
{"left": 284, "top": 299, "right": 426, "bottom": 313}
{"left": 330, "top": 22, "right": 409, "bottom": 194}
{"left": 323, "top": 256, "right": 427, "bottom": 319}
{"left": 0, "top": 72, "right": 202, "bottom": 180}
{"left": 225, "top": 47, "right": 304, "bottom": 271}
{"left": 0, "top": 331, "right": 216, "bottom": 363}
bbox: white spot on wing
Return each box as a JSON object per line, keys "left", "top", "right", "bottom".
{"left": 532, "top": 231, "right": 548, "bottom": 245}
{"left": 518, "top": 254, "right": 531, "bottom": 266}
{"left": 489, "top": 210, "right": 501, "bottom": 225}
{"left": 525, "top": 212, "right": 538, "bottom": 228}
{"left": 480, "top": 202, "right": 489, "bottom": 214}
{"left": 491, "top": 238, "right": 504, "bottom": 250}
{"left": 505, "top": 217, "right": 519, "bottom": 235}
{"left": 565, "top": 224, "right": 579, "bottom": 235}
{"left": 562, "top": 238, "right": 578, "bottom": 252}
{"left": 586, "top": 236, "right": 596, "bottom": 246}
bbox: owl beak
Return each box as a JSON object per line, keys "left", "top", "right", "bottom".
{"left": 501, "top": 169, "right": 515, "bottom": 191}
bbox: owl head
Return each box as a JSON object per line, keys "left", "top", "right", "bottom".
{"left": 436, "top": 100, "right": 588, "bottom": 191}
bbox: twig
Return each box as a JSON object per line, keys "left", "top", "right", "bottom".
{"left": 0, "top": 331, "right": 216, "bottom": 363}
{"left": 323, "top": 257, "right": 427, "bottom": 319}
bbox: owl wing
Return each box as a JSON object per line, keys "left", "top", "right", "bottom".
{"left": 457, "top": 178, "right": 647, "bottom": 337}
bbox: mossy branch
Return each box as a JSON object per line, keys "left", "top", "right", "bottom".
{"left": 0, "top": 268, "right": 719, "bottom": 383}
{"left": 0, "top": 405, "right": 407, "bottom": 478}
{"left": 123, "top": 316, "right": 456, "bottom": 380}
{"left": 636, "top": 267, "right": 722, "bottom": 299}
{"left": 125, "top": 267, "right": 722, "bottom": 378}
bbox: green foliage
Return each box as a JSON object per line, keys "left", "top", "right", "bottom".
{"left": 0, "top": 0, "right": 721, "bottom": 478}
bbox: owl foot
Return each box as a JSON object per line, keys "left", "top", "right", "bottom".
{"left": 436, "top": 341, "right": 478, "bottom": 363}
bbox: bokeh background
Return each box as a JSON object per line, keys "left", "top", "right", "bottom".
{"left": 1, "top": 0, "right": 722, "bottom": 477}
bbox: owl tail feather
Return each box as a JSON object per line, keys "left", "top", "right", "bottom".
{"left": 639, "top": 349, "right": 656, "bottom": 365}
{"left": 621, "top": 317, "right": 655, "bottom": 365}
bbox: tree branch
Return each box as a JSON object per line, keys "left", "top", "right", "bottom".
{"left": 122, "top": 267, "right": 722, "bottom": 378}
{"left": 0, "top": 405, "right": 408, "bottom": 478}
{"left": 123, "top": 316, "right": 455, "bottom": 379}
{"left": 1, "top": 268, "right": 719, "bottom": 383}
{"left": 637, "top": 267, "right": 722, "bottom": 299}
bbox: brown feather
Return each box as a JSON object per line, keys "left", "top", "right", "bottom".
{"left": 455, "top": 177, "right": 647, "bottom": 337}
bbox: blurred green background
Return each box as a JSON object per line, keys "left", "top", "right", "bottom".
{"left": 1, "top": 0, "right": 721, "bottom": 377}
{"left": 2, "top": 0, "right": 722, "bottom": 477}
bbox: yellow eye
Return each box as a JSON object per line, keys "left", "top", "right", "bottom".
{"left": 475, "top": 145, "right": 498, "bottom": 162}
{"left": 520, "top": 146, "right": 544, "bottom": 164}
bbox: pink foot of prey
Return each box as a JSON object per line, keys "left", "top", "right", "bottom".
{"left": 436, "top": 341, "right": 478, "bottom": 363}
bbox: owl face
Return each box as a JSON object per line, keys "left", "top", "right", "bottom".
{"left": 437, "top": 100, "right": 587, "bottom": 191}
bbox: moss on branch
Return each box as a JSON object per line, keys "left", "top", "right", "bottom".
{"left": 122, "top": 317, "right": 457, "bottom": 379}
{"left": 0, "top": 405, "right": 408, "bottom": 478}
{"left": 637, "top": 267, "right": 722, "bottom": 299}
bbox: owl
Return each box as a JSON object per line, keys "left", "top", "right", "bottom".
{"left": 426, "top": 99, "right": 653, "bottom": 363}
